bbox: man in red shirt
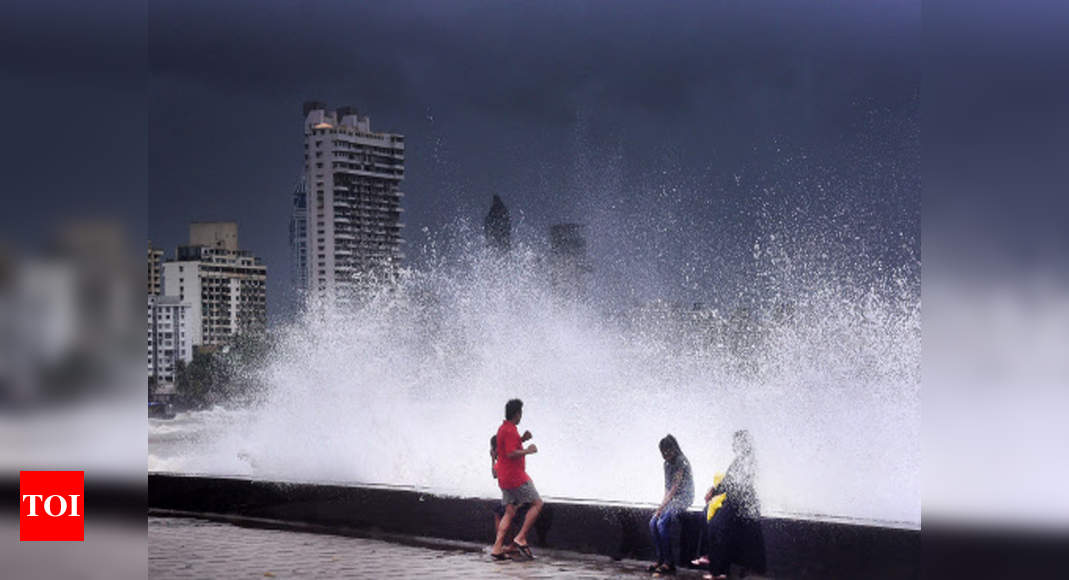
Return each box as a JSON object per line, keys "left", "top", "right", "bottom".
{"left": 490, "top": 398, "right": 542, "bottom": 560}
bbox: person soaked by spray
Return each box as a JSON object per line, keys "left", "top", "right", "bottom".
{"left": 489, "top": 398, "right": 543, "bottom": 560}
{"left": 648, "top": 434, "right": 695, "bottom": 576}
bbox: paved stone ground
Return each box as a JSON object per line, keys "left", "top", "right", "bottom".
{"left": 149, "top": 516, "right": 713, "bottom": 579}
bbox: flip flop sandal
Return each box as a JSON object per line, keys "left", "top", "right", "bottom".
{"left": 512, "top": 542, "right": 534, "bottom": 559}
{"left": 490, "top": 552, "right": 510, "bottom": 561}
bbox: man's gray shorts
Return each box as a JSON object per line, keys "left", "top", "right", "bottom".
{"left": 501, "top": 481, "right": 541, "bottom": 506}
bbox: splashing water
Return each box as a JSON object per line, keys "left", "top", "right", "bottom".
{"left": 150, "top": 225, "right": 919, "bottom": 526}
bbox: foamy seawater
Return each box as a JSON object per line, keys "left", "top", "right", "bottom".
{"left": 150, "top": 229, "right": 919, "bottom": 526}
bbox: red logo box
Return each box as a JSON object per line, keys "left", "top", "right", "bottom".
{"left": 19, "top": 471, "right": 84, "bottom": 541}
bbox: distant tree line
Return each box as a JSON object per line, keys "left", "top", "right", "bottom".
{"left": 173, "top": 332, "right": 274, "bottom": 410}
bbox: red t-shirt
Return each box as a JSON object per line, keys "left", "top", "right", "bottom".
{"left": 495, "top": 420, "right": 530, "bottom": 489}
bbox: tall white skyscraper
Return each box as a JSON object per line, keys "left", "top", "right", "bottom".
{"left": 294, "top": 101, "right": 405, "bottom": 305}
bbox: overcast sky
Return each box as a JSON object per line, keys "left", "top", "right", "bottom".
{"left": 23, "top": 0, "right": 926, "bottom": 322}
{"left": 7, "top": 2, "right": 1069, "bottom": 322}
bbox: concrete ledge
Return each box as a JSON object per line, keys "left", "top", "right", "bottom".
{"left": 149, "top": 473, "right": 919, "bottom": 578}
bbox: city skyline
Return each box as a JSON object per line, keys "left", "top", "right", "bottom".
{"left": 6, "top": 4, "right": 1069, "bottom": 576}
{"left": 148, "top": 1, "right": 920, "bottom": 325}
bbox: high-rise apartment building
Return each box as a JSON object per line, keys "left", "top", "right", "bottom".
{"left": 289, "top": 178, "right": 309, "bottom": 292}
{"left": 293, "top": 101, "right": 405, "bottom": 304}
{"left": 162, "top": 222, "right": 267, "bottom": 347}
{"left": 549, "top": 223, "right": 591, "bottom": 299}
{"left": 148, "top": 241, "right": 164, "bottom": 295}
{"left": 484, "top": 195, "right": 511, "bottom": 253}
{"left": 147, "top": 294, "right": 191, "bottom": 391}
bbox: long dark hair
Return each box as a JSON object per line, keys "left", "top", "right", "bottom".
{"left": 659, "top": 434, "right": 682, "bottom": 457}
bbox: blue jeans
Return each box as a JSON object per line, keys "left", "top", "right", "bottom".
{"left": 648, "top": 507, "right": 681, "bottom": 565}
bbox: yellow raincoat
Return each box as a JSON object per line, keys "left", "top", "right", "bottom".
{"left": 706, "top": 472, "right": 727, "bottom": 522}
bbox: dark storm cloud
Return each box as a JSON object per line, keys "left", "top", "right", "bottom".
{"left": 148, "top": 0, "right": 920, "bottom": 144}
{"left": 147, "top": 0, "right": 921, "bottom": 320}
{"left": 150, "top": 0, "right": 917, "bottom": 119}
{"left": 2, "top": 0, "right": 146, "bottom": 249}
{"left": 3, "top": 0, "right": 145, "bottom": 86}
{"left": 926, "top": 0, "right": 1069, "bottom": 277}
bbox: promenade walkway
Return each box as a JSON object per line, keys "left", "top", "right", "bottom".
{"left": 149, "top": 516, "right": 717, "bottom": 579}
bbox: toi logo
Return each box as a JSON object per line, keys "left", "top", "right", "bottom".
{"left": 19, "top": 471, "right": 84, "bottom": 541}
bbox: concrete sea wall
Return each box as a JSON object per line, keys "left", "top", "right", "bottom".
{"left": 148, "top": 473, "right": 919, "bottom": 578}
